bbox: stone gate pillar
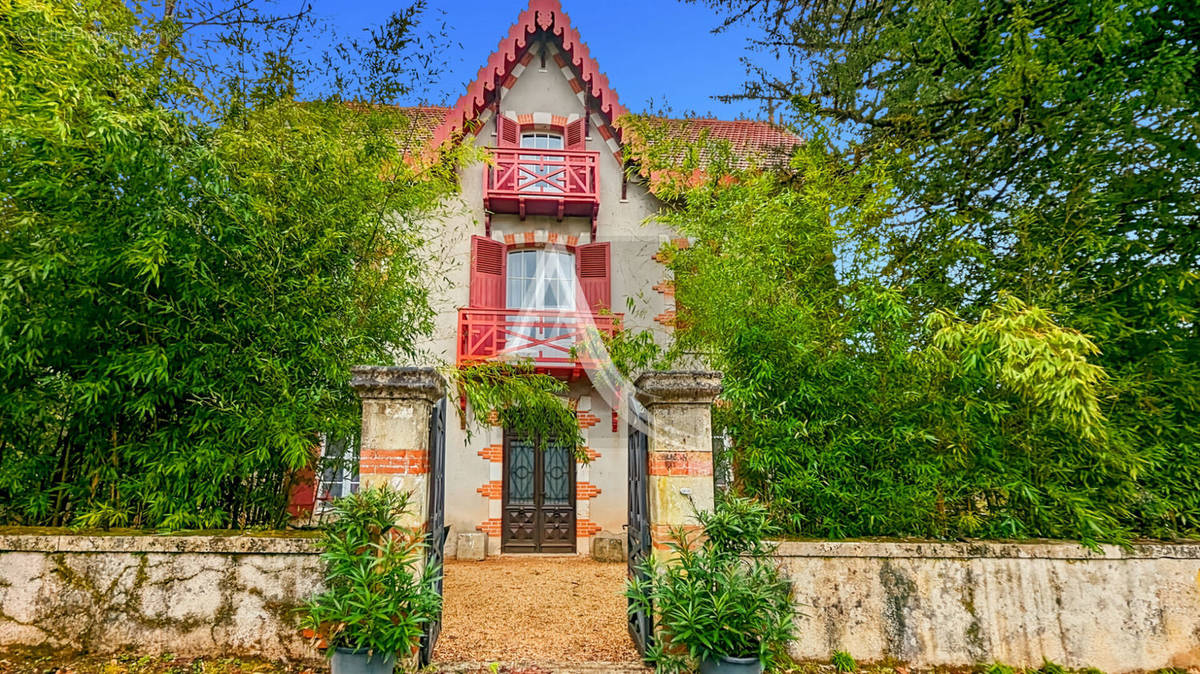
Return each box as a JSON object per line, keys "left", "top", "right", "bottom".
{"left": 634, "top": 370, "right": 723, "bottom": 553}
{"left": 350, "top": 366, "right": 445, "bottom": 529}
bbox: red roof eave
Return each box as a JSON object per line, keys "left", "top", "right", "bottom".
{"left": 428, "top": 0, "right": 627, "bottom": 149}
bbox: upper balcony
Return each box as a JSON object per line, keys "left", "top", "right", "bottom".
{"left": 484, "top": 148, "right": 600, "bottom": 228}
{"left": 456, "top": 308, "right": 622, "bottom": 377}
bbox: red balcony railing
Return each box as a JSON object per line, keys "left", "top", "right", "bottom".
{"left": 484, "top": 149, "right": 600, "bottom": 224}
{"left": 457, "top": 308, "right": 622, "bottom": 372}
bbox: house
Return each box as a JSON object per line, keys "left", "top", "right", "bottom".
{"left": 309, "top": 0, "right": 800, "bottom": 557}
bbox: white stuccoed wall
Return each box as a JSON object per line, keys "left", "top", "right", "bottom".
{"left": 778, "top": 540, "right": 1200, "bottom": 671}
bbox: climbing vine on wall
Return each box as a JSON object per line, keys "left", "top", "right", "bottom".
{"left": 452, "top": 362, "right": 586, "bottom": 458}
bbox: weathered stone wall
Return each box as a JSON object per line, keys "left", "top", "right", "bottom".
{"left": 0, "top": 530, "right": 322, "bottom": 662}
{"left": 778, "top": 540, "right": 1200, "bottom": 672}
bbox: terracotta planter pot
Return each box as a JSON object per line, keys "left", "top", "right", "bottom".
{"left": 699, "top": 655, "right": 763, "bottom": 674}
{"left": 331, "top": 647, "right": 396, "bottom": 674}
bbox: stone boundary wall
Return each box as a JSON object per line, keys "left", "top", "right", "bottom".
{"left": 0, "top": 530, "right": 322, "bottom": 663}
{"left": 777, "top": 540, "right": 1200, "bottom": 672}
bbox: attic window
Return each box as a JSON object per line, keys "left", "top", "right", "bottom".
{"left": 520, "top": 132, "right": 564, "bottom": 150}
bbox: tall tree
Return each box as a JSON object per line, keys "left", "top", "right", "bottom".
{"left": 694, "top": 0, "right": 1200, "bottom": 536}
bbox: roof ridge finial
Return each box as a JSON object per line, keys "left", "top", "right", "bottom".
{"left": 528, "top": 0, "right": 562, "bottom": 30}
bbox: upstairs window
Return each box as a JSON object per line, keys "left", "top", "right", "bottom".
{"left": 468, "top": 236, "right": 610, "bottom": 312}
{"left": 506, "top": 248, "right": 576, "bottom": 311}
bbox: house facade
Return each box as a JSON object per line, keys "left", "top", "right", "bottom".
{"left": 376, "top": 0, "right": 797, "bottom": 557}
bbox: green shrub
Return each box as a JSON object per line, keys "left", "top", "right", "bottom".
{"left": 626, "top": 496, "right": 795, "bottom": 673}
{"left": 831, "top": 651, "right": 857, "bottom": 673}
{"left": 299, "top": 487, "right": 441, "bottom": 658}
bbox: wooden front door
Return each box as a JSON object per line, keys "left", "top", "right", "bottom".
{"left": 502, "top": 433, "right": 576, "bottom": 553}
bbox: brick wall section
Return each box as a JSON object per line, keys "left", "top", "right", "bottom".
{"left": 648, "top": 451, "right": 714, "bottom": 477}
{"left": 502, "top": 231, "right": 580, "bottom": 247}
{"left": 652, "top": 238, "right": 691, "bottom": 329}
{"left": 359, "top": 449, "right": 429, "bottom": 475}
{"left": 477, "top": 444, "right": 503, "bottom": 462}
{"left": 477, "top": 518, "right": 502, "bottom": 536}
{"left": 576, "top": 519, "right": 602, "bottom": 537}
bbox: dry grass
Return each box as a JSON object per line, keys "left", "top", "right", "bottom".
{"left": 432, "top": 557, "right": 642, "bottom": 666}
{"left": 0, "top": 650, "right": 303, "bottom": 674}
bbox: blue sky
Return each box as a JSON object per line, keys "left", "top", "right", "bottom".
{"left": 311, "top": 0, "right": 766, "bottom": 119}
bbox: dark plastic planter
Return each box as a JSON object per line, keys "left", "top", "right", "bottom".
{"left": 699, "top": 655, "right": 763, "bottom": 674}
{"left": 330, "top": 647, "right": 396, "bottom": 674}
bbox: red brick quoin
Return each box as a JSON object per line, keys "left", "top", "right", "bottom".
{"left": 576, "top": 409, "right": 601, "bottom": 429}
{"left": 359, "top": 449, "right": 429, "bottom": 475}
{"left": 576, "top": 482, "right": 601, "bottom": 500}
{"left": 476, "top": 480, "right": 504, "bottom": 499}
{"left": 477, "top": 444, "right": 503, "bottom": 462}
{"left": 576, "top": 519, "right": 603, "bottom": 537}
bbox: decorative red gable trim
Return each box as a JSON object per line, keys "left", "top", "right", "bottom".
{"left": 428, "top": 0, "right": 628, "bottom": 149}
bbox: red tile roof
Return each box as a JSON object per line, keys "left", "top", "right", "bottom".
{"left": 392, "top": 105, "right": 452, "bottom": 154}
{"left": 624, "top": 117, "right": 802, "bottom": 170}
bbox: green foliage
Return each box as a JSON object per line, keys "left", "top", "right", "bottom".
{"left": 631, "top": 129, "right": 1159, "bottom": 544}
{"left": 453, "top": 362, "right": 585, "bottom": 457}
{"left": 831, "top": 651, "right": 857, "bottom": 673}
{"left": 626, "top": 496, "right": 795, "bottom": 673}
{"left": 299, "top": 487, "right": 440, "bottom": 658}
{"left": 0, "top": 0, "right": 461, "bottom": 528}
{"left": 699, "top": 0, "right": 1200, "bottom": 538}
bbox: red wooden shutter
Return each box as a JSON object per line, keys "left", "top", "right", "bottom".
{"left": 469, "top": 235, "right": 506, "bottom": 308}
{"left": 576, "top": 241, "right": 611, "bottom": 312}
{"left": 565, "top": 118, "right": 587, "bottom": 150}
{"left": 496, "top": 115, "right": 520, "bottom": 148}
{"left": 286, "top": 466, "right": 316, "bottom": 518}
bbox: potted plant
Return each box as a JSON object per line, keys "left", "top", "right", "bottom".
{"left": 300, "top": 487, "right": 441, "bottom": 674}
{"left": 626, "top": 495, "right": 795, "bottom": 674}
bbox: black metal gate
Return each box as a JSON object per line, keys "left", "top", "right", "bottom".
{"left": 626, "top": 404, "right": 653, "bottom": 657}
{"left": 419, "top": 397, "right": 447, "bottom": 667}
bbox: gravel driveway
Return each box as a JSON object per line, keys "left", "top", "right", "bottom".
{"left": 432, "top": 556, "right": 643, "bottom": 665}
